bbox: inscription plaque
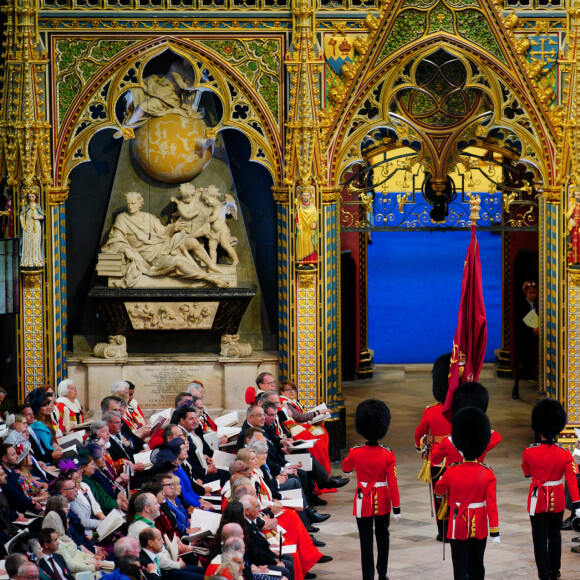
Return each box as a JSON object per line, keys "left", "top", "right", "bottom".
{"left": 124, "top": 364, "right": 205, "bottom": 408}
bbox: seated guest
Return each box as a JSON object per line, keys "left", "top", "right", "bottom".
{"left": 0, "top": 442, "right": 42, "bottom": 514}
{"left": 27, "top": 389, "right": 63, "bottom": 456}
{"left": 185, "top": 382, "right": 221, "bottom": 437}
{"left": 224, "top": 500, "right": 293, "bottom": 579}
{"left": 165, "top": 393, "right": 196, "bottom": 437}
{"left": 104, "top": 411, "right": 146, "bottom": 470}
{"left": 160, "top": 473, "right": 195, "bottom": 536}
{"left": 112, "top": 380, "right": 151, "bottom": 439}
{"left": 127, "top": 381, "right": 147, "bottom": 429}
{"left": 59, "top": 459, "right": 105, "bottom": 535}
{"left": 0, "top": 466, "right": 23, "bottom": 555}
{"left": 4, "top": 431, "right": 49, "bottom": 502}
{"left": 37, "top": 527, "right": 76, "bottom": 580}
{"left": 42, "top": 495, "right": 101, "bottom": 573}
{"left": 5, "top": 554, "right": 28, "bottom": 580}
{"left": 139, "top": 527, "right": 168, "bottom": 579}
{"left": 52, "top": 477, "right": 104, "bottom": 555}
{"left": 174, "top": 407, "right": 228, "bottom": 486}
{"left": 114, "top": 536, "right": 141, "bottom": 562}
{"left": 20, "top": 403, "right": 61, "bottom": 465}
{"left": 80, "top": 442, "right": 129, "bottom": 512}
{"left": 88, "top": 420, "right": 132, "bottom": 486}
{"left": 158, "top": 425, "right": 209, "bottom": 497}
{"left": 128, "top": 492, "right": 204, "bottom": 579}
{"left": 151, "top": 437, "right": 214, "bottom": 512}
{"left": 272, "top": 386, "right": 331, "bottom": 473}
{"left": 12, "top": 561, "right": 40, "bottom": 580}
{"left": 55, "top": 379, "right": 84, "bottom": 435}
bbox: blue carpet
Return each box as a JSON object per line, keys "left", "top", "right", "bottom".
{"left": 368, "top": 231, "right": 502, "bottom": 364}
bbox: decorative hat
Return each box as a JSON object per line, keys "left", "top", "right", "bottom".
{"left": 4, "top": 431, "right": 31, "bottom": 464}
{"left": 452, "top": 381, "right": 489, "bottom": 414}
{"left": 84, "top": 441, "right": 104, "bottom": 461}
{"left": 432, "top": 353, "right": 451, "bottom": 403}
{"left": 451, "top": 407, "right": 491, "bottom": 461}
{"left": 76, "top": 445, "right": 94, "bottom": 466}
{"left": 25, "top": 388, "right": 50, "bottom": 415}
{"left": 245, "top": 387, "right": 256, "bottom": 405}
{"left": 151, "top": 437, "right": 184, "bottom": 465}
{"left": 355, "top": 399, "right": 391, "bottom": 443}
{"left": 58, "top": 458, "right": 79, "bottom": 475}
{"left": 531, "top": 398, "right": 566, "bottom": 440}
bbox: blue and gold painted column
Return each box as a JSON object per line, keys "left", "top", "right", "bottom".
{"left": 1, "top": 0, "right": 56, "bottom": 397}
{"left": 539, "top": 190, "right": 560, "bottom": 398}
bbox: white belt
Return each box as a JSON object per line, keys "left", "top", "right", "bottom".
{"left": 356, "top": 481, "right": 388, "bottom": 517}
{"left": 453, "top": 501, "right": 485, "bottom": 509}
{"left": 543, "top": 478, "right": 564, "bottom": 487}
{"left": 451, "top": 502, "right": 485, "bottom": 538}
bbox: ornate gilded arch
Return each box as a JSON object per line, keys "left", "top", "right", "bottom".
{"left": 51, "top": 36, "right": 284, "bottom": 186}
{"left": 328, "top": 37, "right": 555, "bottom": 186}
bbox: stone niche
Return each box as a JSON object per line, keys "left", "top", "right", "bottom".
{"left": 67, "top": 351, "right": 278, "bottom": 412}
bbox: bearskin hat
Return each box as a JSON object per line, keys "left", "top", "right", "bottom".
{"left": 452, "top": 381, "right": 489, "bottom": 414}
{"left": 355, "top": 399, "right": 391, "bottom": 443}
{"left": 452, "top": 406, "right": 491, "bottom": 460}
{"left": 531, "top": 398, "right": 567, "bottom": 440}
{"left": 432, "top": 353, "right": 451, "bottom": 403}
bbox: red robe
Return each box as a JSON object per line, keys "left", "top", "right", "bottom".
{"left": 521, "top": 441, "right": 580, "bottom": 514}
{"left": 434, "top": 461, "right": 499, "bottom": 541}
{"left": 431, "top": 430, "right": 502, "bottom": 466}
{"left": 342, "top": 443, "right": 400, "bottom": 518}
{"left": 279, "top": 397, "right": 331, "bottom": 472}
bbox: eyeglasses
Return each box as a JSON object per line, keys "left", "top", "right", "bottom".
{"left": 163, "top": 483, "right": 175, "bottom": 487}
{"left": 61, "top": 486, "right": 76, "bottom": 491}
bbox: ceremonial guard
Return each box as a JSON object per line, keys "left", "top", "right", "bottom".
{"left": 431, "top": 382, "right": 501, "bottom": 466}
{"left": 415, "top": 353, "right": 452, "bottom": 540}
{"left": 342, "top": 399, "right": 400, "bottom": 580}
{"left": 522, "top": 398, "right": 580, "bottom": 580}
{"left": 435, "top": 407, "right": 500, "bottom": 580}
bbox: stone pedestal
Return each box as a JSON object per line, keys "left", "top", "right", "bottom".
{"left": 67, "top": 351, "right": 278, "bottom": 413}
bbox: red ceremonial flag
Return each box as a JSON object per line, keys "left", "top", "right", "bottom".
{"left": 443, "top": 224, "right": 487, "bottom": 420}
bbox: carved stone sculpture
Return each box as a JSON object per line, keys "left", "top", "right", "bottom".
{"left": 220, "top": 333, "right": 253, "bottom": 358}
{"left": 19, "top": 187, "right": 44, "bottom": 269}
{"left": 93, "top": 335, "right": 128, "bottom": 359}
{"left": 99, "top": 191, "right": 229, "bottom": 289}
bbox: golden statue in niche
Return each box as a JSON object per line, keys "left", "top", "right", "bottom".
{"left": 295, "top": 186, "right": 318, "bottom": 270}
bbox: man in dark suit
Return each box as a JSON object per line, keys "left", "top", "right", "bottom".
{"left": 0, "top": 443, "right": 42, "bottom": 514}
{"left": 38, "top": 528, "right": 74, "bottom": 580}
{"left": 139, "top": 527, "right": 163, "bottom": 580}
{"left": 239, "top": 494, "right": 294, "bottom": 579}
{"left": 174, "top": 407, "right": 228, "bottom": 486}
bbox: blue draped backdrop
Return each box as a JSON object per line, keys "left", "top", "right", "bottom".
{"left": 368, "top": 230, "right": 502, "bottom": 364}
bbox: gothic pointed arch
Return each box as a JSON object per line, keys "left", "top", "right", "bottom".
{"left": 52, "top": 36, "right": 284, "bottom": 187}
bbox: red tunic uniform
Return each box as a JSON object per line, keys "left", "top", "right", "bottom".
{"left": 434, "top": 461, "right": 499, "bottom": 541}
{"left": 342, "top": 443, "right": 400, "bottom": 518}
{"left": 431, "top": 430, "right": 502, "bottom": 466}
{"left": 521, "top": 442, "right": 580, "bottom": 514}
{"left": 414, "top": 402, "right": 451, "bottom": 464}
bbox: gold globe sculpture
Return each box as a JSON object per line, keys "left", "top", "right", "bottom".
{"left": 131, "top": 113, "right": 213, "bottom": 183}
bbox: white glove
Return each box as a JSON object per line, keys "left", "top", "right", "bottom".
{"left": 492, "top": 536, "right": 501, "bottom": 547}
{"left": 575, "top": 508, "right": 580, "bottom": 519}
{"left": 393, "top": 514, "right": 401, "bottom": 522}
